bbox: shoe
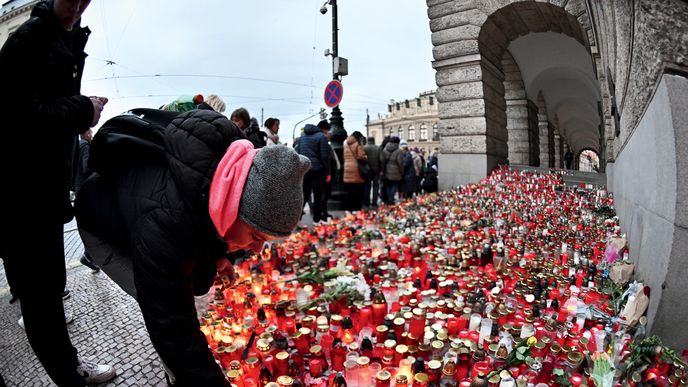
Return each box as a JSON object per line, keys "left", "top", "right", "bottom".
{"left": 8, "top": 293, "right": 18, "bottom": 304}
{"left": 18, "top": 312, "right": 73, "bottom": 330}
{"left": 80, "top": 255, "right": 100, "bottom": 273}
{"left": 76, "top": 358, "right": 117, "bottom": 384}
{"left": 62, "top": 289, "right": 71, "bottom": 300}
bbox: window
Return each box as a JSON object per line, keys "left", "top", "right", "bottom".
{"left": 429, "top": 96, "right": 434, "bottom": 105}
{"left": 395, "top": 102, "right": 400, "bottom": 111}
{"left": 404, "top": 100, "right": 410, "bottom": 108}
{"left": 432, "top": 123, "right": 440, "bottom": 141}
{"left": 408, "top": 125, "right": 415, "bottom": 141}
{"left": 398, "top": 126, "right": 404, "bottom": 141}
{"left": 416, "top": 98, "right": 421, "bottom": 107}
{"left": 420, "top": 124, "right": 428, "bottom": 141}
{"left": 388, "top": 104, "right": 392, "bottom": 113}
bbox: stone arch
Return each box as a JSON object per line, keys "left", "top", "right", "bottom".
{"left": 576, "top": 148, "right": 600, "bottom": 172}
{"left": 430, "top": 0, "right": 601, "bottom": 187}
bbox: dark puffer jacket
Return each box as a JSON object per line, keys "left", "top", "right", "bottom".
{"left": 75, "top": 109, "right": 243, "bottom": 387}
{"left": 296, "top": 124, "right": 331, "bottom": 175}
{"left": 380, "top": 142, "right": 405, "bottom": 181}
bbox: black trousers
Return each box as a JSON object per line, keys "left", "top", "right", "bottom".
{"left": 344, "top": 183, "right": 365, "bottom": 212}
{"left": 302, "top": 170, "right": 326, "bottom": 222}
{"left": 3, "top": 220, "right": 85, "bottom": 387}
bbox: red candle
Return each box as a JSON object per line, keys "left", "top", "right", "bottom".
{"left": 310, "top": 359, "right": 323, "bottom": 377}
{"left": 360, "top": 306, "right": 372, "bottom": 328}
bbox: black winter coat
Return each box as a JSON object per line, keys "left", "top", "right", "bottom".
{"left": 75, "top": 110, "right": 244, "bottom": 387}
{"left": 296, "top": 124, "right": 331, "bottom": 174}
{"left": 0, "top": 0, "right": 93, "bottom": 239}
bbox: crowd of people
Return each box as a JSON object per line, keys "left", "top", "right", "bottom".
{"left": 294, "top": 126, "right": 440, "bottom": 217}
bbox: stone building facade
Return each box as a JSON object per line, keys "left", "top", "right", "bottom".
{"left": 426, "top": 0, "right": 688, "bottom": 348}
{"left": 0, "top": 0, "right": 38, "bottom": 47}
{"left": 367, "top": 91, "right": 441, "bottom": 154}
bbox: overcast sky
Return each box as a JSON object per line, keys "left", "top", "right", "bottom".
{"left": 78, "top": 0, "right": 436, "bottom": 144}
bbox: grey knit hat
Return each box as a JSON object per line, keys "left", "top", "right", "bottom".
{"left": 238, "top": 146, "right": 311, "bottom": 237}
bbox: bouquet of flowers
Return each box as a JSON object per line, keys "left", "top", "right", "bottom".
{"left": 300, "top": 273, "right": 371, "bottom": 312}
{"left": 591, "top": 352, "right": 615, "bottom": 387}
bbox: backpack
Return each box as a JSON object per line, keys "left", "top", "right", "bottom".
{"left": 244, "top": 121, "right": 267, "bottom": 149}
{"left": 89, "top": 108, "right": 180, "bottom": 177}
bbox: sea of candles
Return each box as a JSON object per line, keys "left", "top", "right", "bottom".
{"left": 197, "top": 168, "right": 686, "bottom": 387}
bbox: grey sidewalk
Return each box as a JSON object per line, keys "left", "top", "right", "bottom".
{"left": 0, "top": 219, "right": 167, "bottom": 386}
{"left": 0, "top": 208, "right": 347, "bottom": 386}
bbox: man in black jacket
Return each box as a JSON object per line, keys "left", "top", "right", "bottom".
{"left": 296, "top": 123, "right": 331, "bottom": 223}
{"left": 0, "top": 0, "right": 114, "bottom": 385}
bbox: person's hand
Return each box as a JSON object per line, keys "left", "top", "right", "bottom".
{"left": 326, "top": 175, "right": 332, "bottom": 183}
{"left": 89, "top": 96, "right": 108, "bottom": 127}
{"left": 216, "top": 257, "right": 236, "bottom": 285}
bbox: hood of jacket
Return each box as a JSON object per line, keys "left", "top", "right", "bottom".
{"left": 346, "top": 135, "right": 359, "bottom": 146}
{"left": 384, "top": 142, "right": 399, "bottom": 153}
{"left": 165, "top": 110, "right": 246, "bottom": 219}
{"left": 304, "top": 123, "right": 321, "bottom": 136}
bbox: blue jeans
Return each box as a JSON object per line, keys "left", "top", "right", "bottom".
{"left": 364, "top": 174, "right": 380, "bottom": 206}
{"left": 384, "top": 180, "right": 398, "bottom": 205}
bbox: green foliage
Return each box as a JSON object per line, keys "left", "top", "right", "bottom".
{"left": 623, "top": 336, "right": 687, "bottom": 379}
{"left": 553, "top": 368, "right": 572, "bottom": 387}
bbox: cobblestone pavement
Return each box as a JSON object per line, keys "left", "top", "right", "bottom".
{"left": 0, "top": 219, "right": 168, "bottom": 387}
{"left": 0, "top": 208, "right": 345, "bottom": 386}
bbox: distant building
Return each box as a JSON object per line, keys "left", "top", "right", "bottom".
{"left": 0, "top": 0, "right": 39, "bottom": 47}
{"left": 367, "top": 90, "right": 440, "bottom": 155}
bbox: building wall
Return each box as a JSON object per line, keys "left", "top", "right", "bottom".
{"left": 367, "top": 91, "right": 441, "bottom": 154}
{"left": 427, "top": 0, "right": 688, "bottom": 347}
{"left": 0, "top": 0, "right": 38, "bottom": 48}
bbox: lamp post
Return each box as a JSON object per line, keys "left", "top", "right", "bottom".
{"left": 321, "top": 0, "right": 347, "bottom": 144}
{"left": 321, "top": 0, "right": 348, "bottom": 210}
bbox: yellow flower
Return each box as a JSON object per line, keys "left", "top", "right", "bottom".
{"left": 527, "top": 336, "right": 537, "bottom": 347}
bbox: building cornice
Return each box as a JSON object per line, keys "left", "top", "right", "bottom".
{"left": 1, "top": 1, "right": 35, "bottom": 24}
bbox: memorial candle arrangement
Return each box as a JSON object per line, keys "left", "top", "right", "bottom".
{"left": 199, "top": 168, "right": 687, "bottom": 387}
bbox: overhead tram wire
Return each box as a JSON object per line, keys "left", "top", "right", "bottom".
{"left": 83, "top": 74, "right": 321, "bottom": 90}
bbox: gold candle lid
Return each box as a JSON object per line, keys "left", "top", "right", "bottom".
{"left": 276, "top": 351, "right": 289, "bottom": 360}
{"left": 349, "top": 342, "right": 360, "bottom": 352}
{"left": 394, "top": 317, "right": 406, "bottom": 326}
{"left": 330, "top": 314, "right": 343, "bottom": 323}
{"left": 376, "top": 325, "right": 389, "bottom": 334}
{"left": 227, "top": 370, "right": 240, "bottom": 380}
{"left": 245, "top": 357, "right": 259, "bottom": 366}
{"left": 428, "top": 359, "right": 442, "bottom": 370}
{"left": 395, "top": 344, "right": 409, "bottom": 354}
{"left": 414, "top": 373, "right": 429, "bottom": 384}
{"left": 310, "top": 345, "right": 323, "bottom": 355}
{"left": 384, "top": 339, "right": 397, "bottom": 349}
{"left": 431, "top": 340, "right": 444, "bottom": 350}
{"left": 257, "top": 339, "right": 271, "bottom": 352}
{"left": 317, "top": 324, "right": 329, "bottom": 333}
{"left": 277, "top": 375, "right": 294, "bottom": 386}
{"left": 376, "top": 369, "right": 392, "bottom": 381}
{"left": 356, "top": 356, "right": 370, "bottom": 367}
{"left": 299, "top": 327, "right": 311, "bottom": 336}
{"left": 266, "top": 383, "right": 280, "bottom": 387}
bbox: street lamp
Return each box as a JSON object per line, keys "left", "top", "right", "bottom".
{"left": 320, "top": 0, "right": 349, "bottom": 210}
{"left": 320, "top": 0, "right": 348, "bottom": 145}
